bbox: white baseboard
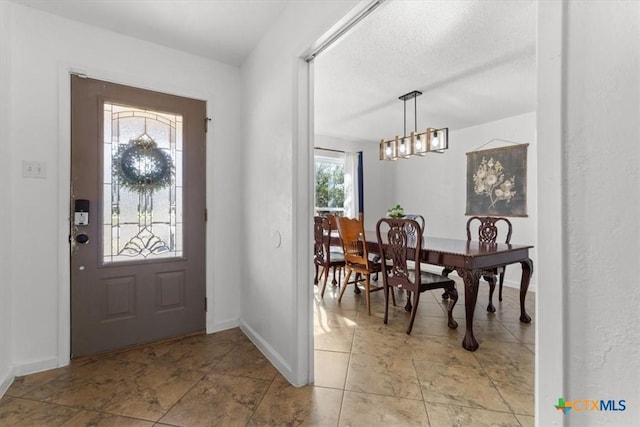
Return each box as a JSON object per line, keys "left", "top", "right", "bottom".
{"left": 240, "top": 321, "right": 294, "bottom": 385}
{"left": 0, "top": 357, "right": 62, "bottom": 399}
{"left": 207, "top": 318, "right": 240, "bottom": 334}
{"left": 13, "top": 357, "right": 64, "bottom": 378}
{"left": 0, "top": 371, "right": 13, "bottom": 399}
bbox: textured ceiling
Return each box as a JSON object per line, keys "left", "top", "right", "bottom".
{"left": 11, "top": 0, "right": 537, "bottom": 144}
{"left": 10, "top": 0, "right": 291, "bottom": 67}
{"left": 314, "top": 0, "right": 537, "bottom": 142}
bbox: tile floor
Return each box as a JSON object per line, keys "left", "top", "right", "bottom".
{"left": 0, "top": 275, "right": 534, "bottom": 426}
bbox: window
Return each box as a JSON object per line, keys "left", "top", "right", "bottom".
{"left": 314, "top": 149, "right": 362, "bottom": 218}
{"left": 314, "top": 154, "right": 345, "bottom": 216}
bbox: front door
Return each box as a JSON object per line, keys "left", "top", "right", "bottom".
{"left": 70, "top": 76, "right": 206, "bottom": 357}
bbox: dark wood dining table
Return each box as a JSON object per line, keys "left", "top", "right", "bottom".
{"left": 331, "top": 232, "right": 534, "bottom": 351}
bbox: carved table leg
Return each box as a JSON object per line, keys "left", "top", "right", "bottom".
{"left": 456, "top": 268, "right": 481, "bottom": 351}
{"left": 519, "top": 258, "right": 534, "bottom": 323}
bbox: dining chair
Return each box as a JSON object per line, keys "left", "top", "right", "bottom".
{"left": 336, "top": 213, "right": 391, "bottom": 315}
{"left": 376, "top": 218, "right": 458, "bottom": 334}
{"left": 402, "top": 214, "right": 425, "bottom": 237}
{"left": 313, "top": 216, "right": 345, "bottom": 297}
{"left": 443, "top": 216, "right": 513, "bottom": 312}
{"left": 372, "top": 213, "right": 424, "bottom": 281}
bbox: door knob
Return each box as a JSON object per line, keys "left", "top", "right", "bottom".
{"left": 75, "top": 233, "right": 89, "bottom": 244}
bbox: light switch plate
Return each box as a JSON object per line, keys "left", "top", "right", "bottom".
{"left": 22, "top": 160, "right": 47, "bottom": 178}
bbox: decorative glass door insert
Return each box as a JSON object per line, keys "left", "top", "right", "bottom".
{"left": 103, "top": 102, "right": 183, "bottom": 264}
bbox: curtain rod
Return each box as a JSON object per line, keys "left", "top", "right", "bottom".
{"left": 315, "top": 147, "right": 345, "bottom": 153}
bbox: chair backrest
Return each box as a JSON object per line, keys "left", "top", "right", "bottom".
{"left": 376, "top": 218, "right": 421, "bottom": 293}
{"left": 402, "top": 214, "right": 425, "bottom": 238}
{"left": 337, "top": 213, "right": 370, "bottom": 269}
{"left": 403, "top": 214, "right": 425, "bottom": 231}
{"left": 313, "top": 216, "right": 331, "bottom": 265}
{"left": 466, "top": 216, "right": 513, "bottom": 244}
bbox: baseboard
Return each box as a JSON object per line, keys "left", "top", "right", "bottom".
{"left": 12, "top": 357, "right": 62, "bottom": 378}
{"left": 239, "top": 321, "right": 294, "bottom": 384}
{"left": 207, "top": 317, "right": 240, "bottom": 334}
{"left": 0, "top": 357, "right": 69, "bottom": 399}
{"left": 0, "top": 371, "right": 14, "bottom": 399}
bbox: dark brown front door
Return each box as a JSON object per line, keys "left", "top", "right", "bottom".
{"left": 70, "top": 76, "right": 206, "bottom": 357}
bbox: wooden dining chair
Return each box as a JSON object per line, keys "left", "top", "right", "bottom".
{"left": 313, "top": 216, "right": 345, "bottom": 297}
{"left": 376, "top": 218, "right": 458, "bottom": 334}
{"left": 372, "top": 213, "right": 424, "bottom": 281}
{"left": 336, "top": 213, "right": 390, "bottom": 315}
{"left": 443, "top": 216, "right": 513, "bottom": 312}
{"left": 402, "top": 214, "right": 425, "bottom": 237}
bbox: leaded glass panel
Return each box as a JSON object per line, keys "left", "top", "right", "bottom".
{"left": 103, "top": 102, "right": 183, "bottom": 264}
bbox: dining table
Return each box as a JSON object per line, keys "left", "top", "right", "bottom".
{"left": 331, "top": 231, "right": 534, "bottom": 351}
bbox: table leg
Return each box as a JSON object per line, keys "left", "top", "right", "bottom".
{"left": 519, "top": 258, "right": 534, "bottom": 323}
{"left": 456, "top": 268, "right": 481, "bottom": 351}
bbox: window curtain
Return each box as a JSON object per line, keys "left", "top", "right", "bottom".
{"left": 343, "top": 151, "right": 360, "bottom": 218}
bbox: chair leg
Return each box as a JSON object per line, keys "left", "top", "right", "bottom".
{"left": 372, "top": 254, "right": 381, "bottom": 281}
{"left": 441, "top": 267, "right": 453, "bottom": 299}
{"left": 445, "top": 286, "right": 459, "bottom": 329}
{"left": 320, "top": 266, "right": 330, "bottom": 298}
{"left": 353, "top": 273, "right": 362, "bottom": 294}
{"left": 485, "top": 274, "right": 497, "bottom": 313}
{"left": 314, "top": 264, "right": 319, "bottom": 285}
{"left": 365, "top": 274, "right": 372, "bottom": 315}
{"left": 383, "top": 283, "right": 390, "bottom": 325}
{"left": 404, "top": 291, "right": 412, "bottom": 312}
{"left": 498, "top": 269, "right": 506, "bottom": 301}
{"left": 338, "top": 269, "right": 353, "bottom": 303}
{"left": 406, "top": 290, "right": 421, "bottom": 334}
{"left": 390, "top": 284, "right": 396, "bottom": 306}
{"left": 331, "top": 266, "right": 339, "bottom": 285}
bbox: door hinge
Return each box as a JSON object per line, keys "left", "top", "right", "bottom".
{"left": 204, "top": 117, "right": 211, "bottom": 133}
{"left": 204, "top": 297, "right": 208, "bottom": 312}
{"left": 204, "top": 208, "right": 208, "bottom": 222}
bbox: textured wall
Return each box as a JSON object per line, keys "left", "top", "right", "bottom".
{"left": 564, "top": 1, "right": 640, "bottom": 426}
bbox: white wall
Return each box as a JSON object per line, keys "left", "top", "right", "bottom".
{"left": 314, "top": 134, "right": 394, "bottom": 229}
{"left": 240, "top": 1, "right": 359, "bottom": 385}
{"left": 393, "top": 112, "right": 537, "bottom": 289}
{"left": 1, "top": 2, "right": 243, "bottom": 384}
{"left": 0, "top": 0, "right": 14, "bottom": 396}
{"left": 563, "top": 1, "right": 639, "bottom": 426}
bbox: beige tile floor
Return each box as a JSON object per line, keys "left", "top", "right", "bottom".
{"left": 0, "top": 275, "right": 535, "bottom": 426}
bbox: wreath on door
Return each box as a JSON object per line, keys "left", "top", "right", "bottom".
{"left": 114, "top": 134, "right": 174, "bottom": 193}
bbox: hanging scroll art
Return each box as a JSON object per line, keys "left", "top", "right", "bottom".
{"left": 465, "top": 143, "right": 528, "bottom": 217}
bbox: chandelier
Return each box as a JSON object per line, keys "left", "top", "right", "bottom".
{"left": 379, "top": 90, "right": 449, "bottom": 160}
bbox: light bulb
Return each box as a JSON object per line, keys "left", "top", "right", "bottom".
{"left": 415, "top": 139, "right": 423, "bottom": 150}
{"left": 385, "top": 145, "right": 392, "bottom": 156}
{"left": 432, "top": 134, "right": 440, "bottom": 149}
{"left": 399, "top": 142, "right": 406, "bottom": 153}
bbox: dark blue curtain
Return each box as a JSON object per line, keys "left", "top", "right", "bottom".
{"left": 358, "top": 151, "right": 364, "bottom": 213}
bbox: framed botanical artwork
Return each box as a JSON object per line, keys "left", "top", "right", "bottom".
{"left": 466, "top": 144, "right": 528, "bottom": 217}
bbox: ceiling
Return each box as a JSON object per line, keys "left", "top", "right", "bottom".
{"left": 11, "top": 0, "right": 291, "bottom": 66}
{"left": 314, "top": 0, "right": 537, "bottom": 142}
{"left": 11, "top": 0, "right": 537, "bottom": 143}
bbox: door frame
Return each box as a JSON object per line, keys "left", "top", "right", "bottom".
{"left": 297, "top": 1, "right": 564, "bottom": 418}
{"left": 56, "top": 63, "right": 214, "bottom": 366}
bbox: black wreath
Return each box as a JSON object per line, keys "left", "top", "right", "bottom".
{"left": 114, "top": 135, "right": 174, "bottom": 193}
